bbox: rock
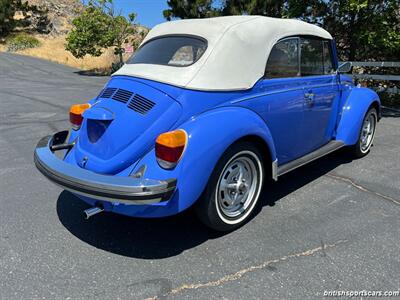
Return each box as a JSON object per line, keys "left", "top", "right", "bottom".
{"left": 17, "top": 0, "right": 84, "bottom": 35}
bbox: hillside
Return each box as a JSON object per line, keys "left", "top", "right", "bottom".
{"left": 26, "top": 0, "right": 84, "bottom": 34}
{"left": 0, "top": 0, "right": 148, "bottom": 73}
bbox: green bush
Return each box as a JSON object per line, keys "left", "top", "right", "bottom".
{"left": 6, "top": 34, "right": 40, "bottom": 52}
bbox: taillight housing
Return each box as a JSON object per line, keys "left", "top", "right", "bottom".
{"left": 155, "top": 129, "right": 187, "bottom": 169}
{"left": 69, "top": 103, "right": 91, "bottom": 130}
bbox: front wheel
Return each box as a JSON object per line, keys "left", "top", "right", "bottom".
{"left": 349, "top": 107, "right": 378, "bottom": 158}
{"left": 195, "top": 142, "right": 264, "bottom": 231}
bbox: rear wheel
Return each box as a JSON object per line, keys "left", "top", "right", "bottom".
{"left": 195, "top": 142, "right": 264, "bottom": 231}
{"left": 349, "top": 107, "right": 377, "bottom": 158}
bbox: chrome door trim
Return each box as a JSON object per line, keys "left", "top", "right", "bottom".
{"left": 277, "top": 140, "right": 344, "bottom": 177}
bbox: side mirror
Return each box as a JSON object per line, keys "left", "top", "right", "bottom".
{"left": 338, "top": 62, "right": 353, "bottom": 73}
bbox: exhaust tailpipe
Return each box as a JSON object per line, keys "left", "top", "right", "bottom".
{"left": 84, "top": 206, "right": 104, "bottom": 219}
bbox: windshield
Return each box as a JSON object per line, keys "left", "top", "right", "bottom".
{"left": 126, "top": 36, "right": 207, "bottom": 67}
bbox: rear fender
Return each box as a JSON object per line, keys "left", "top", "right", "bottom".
{"left": 336, "top": 87, "right": 380, "bottom": 145}
{"left": 132, "top": 106, "right": 277, "bottom": 215}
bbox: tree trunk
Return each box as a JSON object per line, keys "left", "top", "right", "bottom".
{"left": 118, "top": 51, "right": 123, "bottom": 65}
{"left": 348, "top": 12, "right": 357, "bottom": 61}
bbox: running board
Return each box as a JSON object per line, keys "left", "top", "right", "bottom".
{"left": 272, "top": 140, "right": 345, "bottom": 180}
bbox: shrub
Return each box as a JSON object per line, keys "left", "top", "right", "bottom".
{"left": 6, "top": 34, "right": 40, "bottom": 52}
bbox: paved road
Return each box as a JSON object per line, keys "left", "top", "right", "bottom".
{"left": 1, "top": 53, "right": 399, "bottom": 299}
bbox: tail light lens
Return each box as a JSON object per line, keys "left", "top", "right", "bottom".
{"left": 155, "top": 129, "right": 187, "bottom": 169}
{"left": 70, "top": 103, "right": 91, "bottom": 130}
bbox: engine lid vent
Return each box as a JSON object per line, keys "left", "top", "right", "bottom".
{"left": 99, "top": 87, "right": 117, "bottom": 99}
{"left": 128, "top": 94, "right": 156, "bottom": 115}
{"left": 112, "top": 89, "right": 133, "bottom": 104}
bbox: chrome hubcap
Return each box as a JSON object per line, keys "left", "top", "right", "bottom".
{"left": 217, "top": 155, "right": 259, "bottom": 218}
{"left": 360, "top": 112, "right": 376, "bottom": 152}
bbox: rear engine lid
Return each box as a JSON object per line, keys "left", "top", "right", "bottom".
{"left": 74, "top": 77, "right": 182, "bottom": 174}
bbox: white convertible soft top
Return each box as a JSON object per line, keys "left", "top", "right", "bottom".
{"left": 113, "top": 16, "right": 332, "bottom": 91}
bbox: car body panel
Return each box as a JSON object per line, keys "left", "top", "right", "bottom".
{"left": 302, "top": 75, "right": 341, "bottom": 152}
{"left": 74, "top": 77, "right": 183, "bottom": 174}
{"left": 235, "top": 78, "right": 307, "bottom": 164}
{"left": 235, "top": 75, "right": 341, "bottom": 164}
{"left": 335, "top": 85, "right": 380, "bottom": 145}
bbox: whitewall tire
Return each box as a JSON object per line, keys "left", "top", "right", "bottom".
{"left": 195, "top": 142, "right": 264, "bottom": 231}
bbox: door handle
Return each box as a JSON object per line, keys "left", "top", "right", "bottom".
{"left": 304, "top": 93, "right": 315, "bottom": 101}
{"left": 304, "top": 92, "right": 315, "bottom": 107}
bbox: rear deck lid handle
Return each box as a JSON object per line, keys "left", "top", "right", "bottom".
{"left": 83, "top": 107, "right": 115, "bottom": 121}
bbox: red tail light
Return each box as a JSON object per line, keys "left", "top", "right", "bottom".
{"left": 69, "top": 103, "right": 91, "bottom": 130}
{"left": 155, "top": 129, "right": 187, "bottom": 169}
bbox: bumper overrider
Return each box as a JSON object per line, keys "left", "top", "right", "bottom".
{"left": 34, "top": 131, "right": 177, "bottom": 204}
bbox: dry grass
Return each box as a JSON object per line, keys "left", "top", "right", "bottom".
{"left": 0, "top": 34, "right": 131, "bottom": 73}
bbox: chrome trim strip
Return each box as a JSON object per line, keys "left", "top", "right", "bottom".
{"left": 34, "top": 133, "right": 177, "bottom": 204}
{"left": 277, "top": 140, "right": 344, "bottom": 177}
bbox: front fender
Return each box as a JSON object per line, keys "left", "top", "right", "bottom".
{"left": 336, "top": 87, "right": 380, "bottom": 145}
{"left": 131, "top": 106, "right": 277, "bottom": 216}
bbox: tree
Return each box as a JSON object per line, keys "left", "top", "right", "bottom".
{"left": 222, "top": 0, "right": 285, "bottom": 17}
{"left": 163, "top": 0, "right": 400, "bottom": 61}
{"left": 0, "top": 0, "right": 47, "bottom": 37}
{"left": 163, "top": 0, "right": 219, "bottom": 20}
{"left": 0, "top": 0, "right": 15, "bottom": 37}
{"left": 163, "top": 0, "right": 309, "bottom": 21}
{"left": 322, "top": 0, "right": 400, "bottom": 61}
{"left": 66, "top": 0, "right": 138, "bottom": 66}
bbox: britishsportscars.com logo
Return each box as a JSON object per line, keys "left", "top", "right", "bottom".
{"left": 323, "top": 290, "right": 400, "bottom": 297}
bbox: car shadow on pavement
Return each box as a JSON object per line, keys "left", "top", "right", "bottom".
{"left": 258, "top": 149, "right": 354, "bottom": 208}
{"left": 57, "top": 150, "right": 354, "bottom": 259}
{"left": 57, "top": 191, "right": 225, "bottom": 259}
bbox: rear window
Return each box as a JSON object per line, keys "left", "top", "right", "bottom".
{"left": 126, "top": 36, "right": 207, "bottom": 67}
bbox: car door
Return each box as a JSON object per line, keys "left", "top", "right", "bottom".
{"left": 253, "top": 37, "right": 310, "bottom": 164}
{"left": 300, "top": 37, "right": 341, "bottom": 153}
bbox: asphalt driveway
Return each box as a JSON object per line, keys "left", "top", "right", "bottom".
{"left": 0, "top": 53, "right": 399, "bottom": 299}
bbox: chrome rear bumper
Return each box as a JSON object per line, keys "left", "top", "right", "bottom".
{"left": 34, "top": 131, "right": 177, "bottom": 204}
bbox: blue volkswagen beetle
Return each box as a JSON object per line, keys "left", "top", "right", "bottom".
{"left": 34, "top": 16, "right": 380, "bottom": 231}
